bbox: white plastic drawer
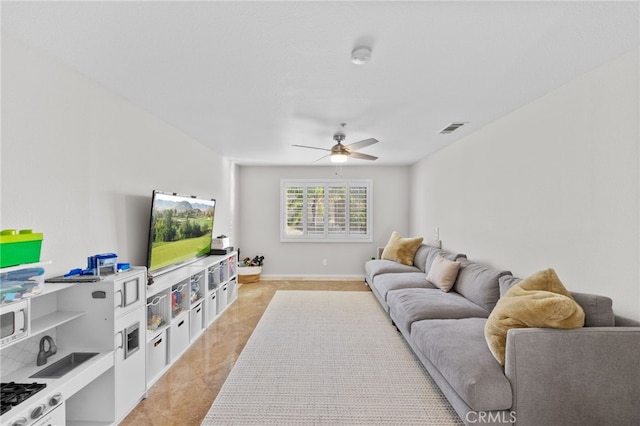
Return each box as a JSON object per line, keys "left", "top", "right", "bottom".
{"left": 206, "top": 291, "right": 218, "bottom": 324}
{"left": 189, "top": 302, "right": 204, "bottom": 340}
{"left": 217, "top": 284, "right": 228, "bottom": 313}
{"left": 170, "top": 315, "right": 190, "bottom": 360}
{"left": 147, "top": 330, "right": 168, "bottom": 383}
{"left": 227, "top": 278, "right": 238, "bottom": 303}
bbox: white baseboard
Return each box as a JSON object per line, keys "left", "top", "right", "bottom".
{"left": 260, "top": 274, "right": 365, "bottom": 281}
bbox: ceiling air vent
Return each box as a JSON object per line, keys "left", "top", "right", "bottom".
{"left": 439, "top": 122, "right": 467, "bottom": 135}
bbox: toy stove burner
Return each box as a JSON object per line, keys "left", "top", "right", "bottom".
{"left": 0, "top": 382, "right": 47, "bottom": 415}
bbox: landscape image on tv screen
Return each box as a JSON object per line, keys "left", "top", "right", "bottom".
{"left": 147, "top": 191, "right": 215, "bottom": 273}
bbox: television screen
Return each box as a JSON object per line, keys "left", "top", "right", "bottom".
{"left": 146, "top": 190, "right": 216, "bottom": 274}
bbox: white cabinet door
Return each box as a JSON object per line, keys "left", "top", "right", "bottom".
{"left": 114, "top": 306, "right": 146, "bottom": 422}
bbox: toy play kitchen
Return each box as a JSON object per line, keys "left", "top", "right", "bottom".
{"left": 0, "top": 235, "right": 147, "bottom": 425}
{"left": 0, "top": 267, "right": 147, "bottom": 425}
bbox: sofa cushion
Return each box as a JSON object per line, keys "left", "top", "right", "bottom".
{"left": 411, "top": 318, "right": 513, "bottom": 411}
{"left": 498, "top": 274, "right": 521, "bottom": 297}
{"left": 425, "top": 255, "right": 460, "bottom": 292}
{"left": 371, "top": 272, "right": 435, "bottom": 302}
{"left": 423, "top": 247, "right": 463, "bottom": 275}
{"left": 387, "top": 288, "right": 490, "bottom": 335}
{"left": 484, "top": 268, "right": 585, "bottom": 365}
{"left": 412, "top": 244, "right": 431, "bottom": 272}
{"left": 452, "top": 258, "right": 511, "bottom": 312}
{"left": 381, "top": 231, "right": 424, "bottom": 266}
{"left": 569, "top": 292, "right": 615, "bottom": 327}
{"left": 364, "top": 259, "right": 421, "bottom": 284}
{"left": 498, "top": 276, "right": 614, "bottom": 327}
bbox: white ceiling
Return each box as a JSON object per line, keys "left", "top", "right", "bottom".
{"left": 2, "top": 1, "right": 638, "bottom": 166}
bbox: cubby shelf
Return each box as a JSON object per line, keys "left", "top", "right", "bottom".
{"left": 31, "top": 310, "right": 85, "bottom": 336}
{"left": 145, "top": 252, "right": 238, "bottom": 387}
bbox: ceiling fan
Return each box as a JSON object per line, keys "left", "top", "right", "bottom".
{"left": 292, "top": 123, "right": 379, "bottom": 163}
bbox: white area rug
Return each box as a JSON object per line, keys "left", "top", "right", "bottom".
{"left": 202, "top": 291, "right": 462, "bottom": 425}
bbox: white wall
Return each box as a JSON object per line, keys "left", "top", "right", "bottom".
{"left": 5, "top": 30, "right": 636, "bottom": 319}
{"left": 410, "top": 49, "right": 639, "bottom": 321}
{"left": 238, "top": 165, "right": 410, "bottom": 278}
{"left": 1, "top": 34, "right": 234, "bottom": 278}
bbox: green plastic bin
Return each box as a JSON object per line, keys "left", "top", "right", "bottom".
{"left": 0, "top": 229, "right": 43, "bottom": 268}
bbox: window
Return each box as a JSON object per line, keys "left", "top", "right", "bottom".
{"left": 281, "top": 179, "right": 372, "bottom": 242}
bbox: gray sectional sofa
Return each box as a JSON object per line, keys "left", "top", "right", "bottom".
{"left": 364, "top": 244, "right": 640, "bottom": 425}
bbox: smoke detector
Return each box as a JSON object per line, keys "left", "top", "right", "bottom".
{"left": 351, "top": 47, "right": 371, "bottom": 64}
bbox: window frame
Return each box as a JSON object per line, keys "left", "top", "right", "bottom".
{"left": 280, "top": 179, "right": 373, "bottom": 243}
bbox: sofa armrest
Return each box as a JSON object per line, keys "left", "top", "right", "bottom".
{"left": 504, "top": 327, "right": 640, "bottom": 426}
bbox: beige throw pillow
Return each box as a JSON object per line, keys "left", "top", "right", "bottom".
{"left": 425, "top": 255, "right": 460, "bottom": 292}
{"left": 484, "top": 268, "right": 585, "bottom": 366}
{"left": 380, "top": 231, "right": 423, "bottom": 266}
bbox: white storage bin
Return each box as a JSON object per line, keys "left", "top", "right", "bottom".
{"left": 217, "top": 283, "right": 228, "bottom": 313}
{"left": 170, "top": 314, "right": 190, "bottom": 360}
{"left": 220, "top": 260, "right": 229, "bottom": 282}
{"left": 146, "top": 292, "right": 169, "bottom": 340}
{"left": 171, "top": 279, "right": 189, "bottom": 319}
{"left": 189, "top": 302, "right": 204, "bottom": 341}
{"left": 0, "top": 262, "right": 47, "bottom": 304}
{"left": 227, "top": 278, "right": 238, "bottom": 303}
{"left": 227, "top": 256, "right": 237, "bottom": 278}
{"left": 211, "top": 237, "right": 230, "bottom": 250}
{"left": 147, "top": 330, "right": 168, "bottom": 382}
{"left": 208, "top": 264, "right": 221, "bottom": 290}
{"left": 189, "top": 271, "right": 204, "bottom": 307}
{"left": 206, "top": 291, "right": 218, "bottom": 325}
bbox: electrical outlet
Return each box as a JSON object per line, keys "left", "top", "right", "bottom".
{"left": 322, "top": 259, "right": 328, "bottom": 266}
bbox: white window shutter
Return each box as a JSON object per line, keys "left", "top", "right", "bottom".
{"left": 281, "top": 179, "right": 372, "bottom": 242}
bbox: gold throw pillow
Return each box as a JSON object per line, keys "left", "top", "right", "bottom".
{"left": 380, "top": 231, "right": 423, "bottom": 266}
{"left": 484, "top": 268, "right": 585, "bottom": 365}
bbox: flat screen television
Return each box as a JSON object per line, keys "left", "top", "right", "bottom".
{"left": 146, "top": 190, "right": 216, "bottom": 274}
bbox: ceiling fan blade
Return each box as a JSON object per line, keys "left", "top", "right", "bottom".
{"left": 345, "top": 138, "right": 378, "bottom": 150}
{"left": 292, "top": 144, "right": 331, "bottom": 151}
{"left": 312, "top": 154, "right": 331, "bottom": 164}
{"left": 349, "top": 151, "right": 378, "bottom": 161}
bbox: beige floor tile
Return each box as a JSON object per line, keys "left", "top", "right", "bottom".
{"left": 120, "top": 280, "right": 369, "bottom": 426}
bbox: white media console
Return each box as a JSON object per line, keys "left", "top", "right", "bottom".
{"left": 145, "top": 252, "right": 238, "bottom": 387}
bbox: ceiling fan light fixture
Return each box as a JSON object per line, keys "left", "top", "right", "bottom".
{"left": 294, "top": 122, "right": 378, "bottom": 163}
{"left": 351, "top": 47, "right": 371, "bottom": 65}
{"left": 331, "top": 153, "right": 348, "bottom": 163}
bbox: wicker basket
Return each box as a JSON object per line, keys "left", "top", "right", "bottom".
{"left": 238, "top": 266, "right": 262, "bottom": 284}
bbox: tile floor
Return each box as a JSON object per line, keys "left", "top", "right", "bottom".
{"left": 120, "top": 279, "right": 369, "bottom": 426}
